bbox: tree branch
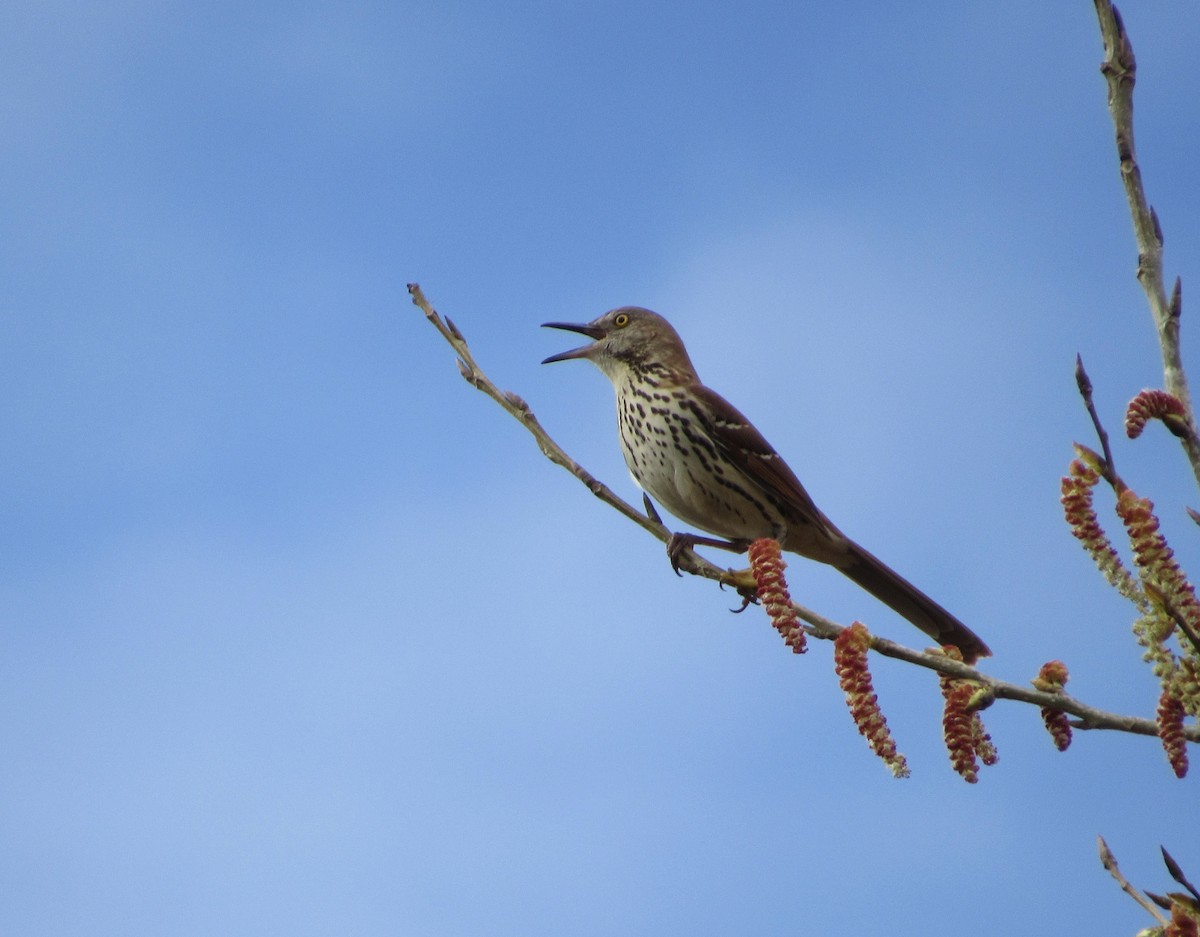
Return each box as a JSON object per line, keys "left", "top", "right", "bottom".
{"left": 407, "top": 283, "right": 1198, "bottom": 744}
{"left": 1098, "top": 836, "right": 1170, "bottom": 925}
{"left": 1093, "top": 0, "right": 1200, "bottom": 485}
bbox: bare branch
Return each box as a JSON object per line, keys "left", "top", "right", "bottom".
{"left": 1099, "top": 836, "right": 1170, "bottom": 925}
{"left": 1092, "top": 0, "right": 1200, "bottom": 485}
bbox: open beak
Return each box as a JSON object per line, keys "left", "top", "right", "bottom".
{"left": 541, "top": 321, "right": 607, "bottom": 364}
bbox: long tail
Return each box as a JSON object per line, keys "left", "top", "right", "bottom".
{"left": 837, "top": 540, "right": 991, "bottom": 664}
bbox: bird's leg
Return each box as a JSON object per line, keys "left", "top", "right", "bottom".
{"left": 666, "top": 531, "right": 752, "bottom": 576}
{"left": 641, "top": 496, "right": 752, "bottom": 574}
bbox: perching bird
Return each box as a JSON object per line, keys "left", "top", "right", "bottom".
{"left": 542, "top": 306, "right": 990, "bottom": 663}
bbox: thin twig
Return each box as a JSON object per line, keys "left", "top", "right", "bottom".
{"left": 1098, "top": 836, "right": 1170, "bottom": 925}
{"left": 408, "top": 283, "right": 1199, "bottom": 743}
{"left": 1075, "top": 354, "right": 1119, "bottom": 486}
{"left": 1092, "top": 0, "right": 1200, "bottom": 486}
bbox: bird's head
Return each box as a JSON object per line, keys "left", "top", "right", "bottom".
{"left": 541, "top": 307, "right": 696, "bottom": 381}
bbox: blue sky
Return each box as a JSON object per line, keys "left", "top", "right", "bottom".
{"left": 3, "top": 2, "right": 1198, "bottom": 934}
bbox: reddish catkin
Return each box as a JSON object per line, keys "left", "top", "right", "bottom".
{"left": 1116, "top": 489, "right": 1200, "bottom": 639}
{"left": 1157, "top": 689, "right": 1190, "bottom": 779}
{"left": 833, "top": 623, "right": 910, "bottom": 778}
{"left": 1059, "top": 459, "right": 1140, "bottom": 602}
{"left": 1125, "top": 388, "right": 1189, "bottom": 439}
{"left": 937, "top": 646, "right": 996, "bottom": 782}
{"left": 747, "top": 538, "right": 806, "bottom": 653}
{"left": 1032, "top": 660, "right": 1073, "bottom": 752}
{"left": 941, "top": 681, "right": 979, "bottom": 783}
{"left": 1040, "top": 706, "right": 1072, "bottom": 752}
{"left": 1060, "top": 459, "right": 1102, "bottom": 548}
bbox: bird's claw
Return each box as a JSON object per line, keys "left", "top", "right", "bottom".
{"left": 730, "top": 586, "right": 759, "bottom": 613}
{"left": 666, "top": 532, "right": 754, "bottom": 577}
{"left": 666, "top": 532, "right": 692, "bottom": 576}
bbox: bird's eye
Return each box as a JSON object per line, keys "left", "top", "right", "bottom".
{"left": 613, "top": 312, "right": 631, "bottom": 328}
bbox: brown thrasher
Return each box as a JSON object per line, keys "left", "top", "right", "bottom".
{"left": 543, "top": 306, "right": 990, "bottom": 663}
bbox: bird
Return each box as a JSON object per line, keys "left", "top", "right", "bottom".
{"left": 542, "top": 306, "right": 990, "bottom": 663}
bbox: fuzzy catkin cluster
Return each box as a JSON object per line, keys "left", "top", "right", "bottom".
{"left": 747, "top": 539, "right": 806, "bottom": 654}
{"left": 833, "top": 623, "right": 909, "bottom": 778}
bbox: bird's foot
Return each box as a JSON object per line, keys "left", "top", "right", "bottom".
{"left": 666, "top": 532, "right": 752, "bottom": 576}
{"left": 730, "top": 586, "right": 759, "bottom": 613}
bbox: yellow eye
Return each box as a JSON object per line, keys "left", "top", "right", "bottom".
{"left": 613, "top": 312, "right": 631, "bottom": 328}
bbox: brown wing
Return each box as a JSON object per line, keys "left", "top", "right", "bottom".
{"left": 683, "top": 383, "right": 842, "bottom": 541}
{"left": 687, "top": 386, "right": 990, "bottom": 660}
